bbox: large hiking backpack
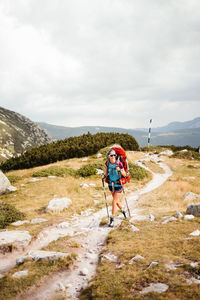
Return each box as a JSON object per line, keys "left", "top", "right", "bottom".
{"left": 106, "top": 145, "right": 130, "bottom": 184}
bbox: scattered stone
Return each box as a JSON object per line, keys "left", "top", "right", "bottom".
{"left": 186, "top": 277, "right": 200, "bottom": 285}
{"left": 160, "top": 150, "right": 173, "bottom": 156}
{"left": 6, "top": 185, "right": 17, "bottom": 193}
{"left": 184, "top": 215, "right": 195, "bottom": 220}
{"left": 190, "top": 262, "right": 198, "bottom": 268}
{"left": 148, "top": 261, "right": 159, "bottom": 269}
{"left": 186, "top": 203, "right": 200, "bottom": 216}
{"left": 96, "top": 169, "right": 104, "bottom": 175}
{"left": 183, "top": 177, "right": 196, "bottom": 180}
{"left": 129, "top": 255, "right": 144, "bottom": 264}
{"left": 48, "top": 176, "right": 57, "bottom": 178}
{"left": 94, "top": 200, "right": 99, "bottom": 204}
{"left": 130, "top": 225, "right": 139, "bottom": 232}
{"left": 183, "top": 192, "right": 200, "bottom": 202}
{"left": 101, "top": 252, "right": 118, "bottom": 263}
{"left": 30, "top": 218, "right": 48, "bottom": 224}
{"left": 80, "top": 183, "right": 89, "bottom": 188}
{"left": 56, "top": 282, "right": 65, "bottom": 291}
{"left": 12, "top": 270, "right": 29, "bottom": 278}
{"left": 189, "top": 230, "right": 200, "bottom": 236}
{"left": 11, "top": 220, "right": 30, "bottom": 226}
{"left": 81, "top": 158, "right": 88, "bottom": 162}
{"left": 65, "top": 283, "right": 72, "bottom": 289}
{"left": 0, "top": 170, "right": 11, "bottom": 195}
{"left": 28, "top": 250, "right": 69, "bottom": 261}
{"left": 140, "top": 283, "right": 169, "bottom": 294}
{"left": 130, "top": 215, "right": 147, "bottom": 222}
{"left": 79, "top": 268, "right": 89, "bottom": 276}
{"left": 20, "top": 184, "right": 25, "bottom": 187}
{"left": 57, "top": 222, "right": 69, "bottom": 228}
{"left": 89, "top": 183, "right": 96, "bottom": 187}
{"left": 174, "top": 212, "right": 183, "bottom": 218}
{"left": 148, "top": 214, "right": 155, "bottom": 222}
{"left": 29, "top": 178, "right": 44, "bottom": 182}
{"left": 16, "top": 256, "right": 27, "bottom": 265}
{"left": 0, "top": 230, "right": 32, "bottom": 250}
{"left": 116, "top": 263, "right": 125, "bottom": 269}
{"left": 96, "top": 153, "right": 102, "bottom": 158}
{"left": 165, "top": 261, "right": 183, "bottom": 270}
{"left": 45, "top": 197, "right": 72, "bottom": 212}
{"left": 162, "top": 216, "right": 177, "bottom": 224}
{"left": 181, "top": 149, "right": 188, "bottom": 152}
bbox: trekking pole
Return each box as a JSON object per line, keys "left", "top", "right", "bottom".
{"left": 118, "top": 173, "right": 131, "bottom": 218}
{"left": 102, "top": 178, "right": 109, "bottom": 219}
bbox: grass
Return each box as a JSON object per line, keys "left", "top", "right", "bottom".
{"left": 80, "top": 155, "right": 200, "bottom": 299}
{"left": 0, "top": 202, "right": 25, "bottom": 229}
{"left": 0, "top": 254, "right": 76, "bottom": 300}
{"left": 142, "top": 160, "right": 165, "bottom": 174}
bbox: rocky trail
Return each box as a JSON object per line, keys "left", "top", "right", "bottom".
{"left": 0, "top": 154, "right": 172, "bottom": 300}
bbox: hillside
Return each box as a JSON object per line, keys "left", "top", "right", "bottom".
{"left": 0, "top": 107, "right": 53, "bottom": 162}
{"left": 38, "top": 121, "right": 200, "bottom": 147}
{"left": 0, "top": 149, "right": 200, "bottom": 299}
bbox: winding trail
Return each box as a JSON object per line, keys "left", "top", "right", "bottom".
{"left": 3, "top": 154, "right": 172, "bottom": 300}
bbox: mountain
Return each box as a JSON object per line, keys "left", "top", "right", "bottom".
{"left": 37, "top": 122, "right": 200, "bottom": 148}
{"left": 0, "top": 107, "right": 53, "bottom": 162}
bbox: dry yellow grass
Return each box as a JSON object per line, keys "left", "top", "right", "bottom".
{"left": 142, "top": 160, "right": 165, "bottom": 174}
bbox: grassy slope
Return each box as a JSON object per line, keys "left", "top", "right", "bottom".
{"left": 0, "top": 151, "right": 150, "bottom": 299}
{"left": 80, "top": 156, "right": 200, "bottom": 300}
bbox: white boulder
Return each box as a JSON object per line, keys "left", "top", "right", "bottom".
{"left": 45, "top": 197, "right": 72, "bottom": 212}
{"left": 183, "top": 192, "right": 200, "bottom": 202}
{"left": 12, "top": 270, "right": 29, "bottom": 278}
{"left": 184, "top": 215, "right": 195, "bottom": 220}
{"left": 162, "top": 216, "right": 177, "bottom": 224}
{"left": 160, "top": 150, "right": 173, "bottom": 156}
{"left": 140, "top": 283, "right": 169, "bottom": 294}
{"left": 11, "top": 220, "right": 30, "bottom": 226}
{"left": 30, "top": 218, "right": 48, "bottom": 224}
{"left": 96, "top": 153, "right": 102, "bottom": 158}
{"left": 189, "top": 230, "right": 200, "bottom": 236}
{"left": 0, "top": 230, "right": 32, "bottom": 250}
{"left": 80, "top": 183, "right": 89, "bottom": 188}
{"left": 129, "top": 254, "right": 144, "bottom": 264}
{"left": 130, "top": 225, "right": 139, "bottom": 232}
{"left": 0, "top": 170, "right": 11, "bottom": 195}
{"left": 28, "top": 250, "right": 69, "bottom": 261}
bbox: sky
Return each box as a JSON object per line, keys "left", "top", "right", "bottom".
{"left": 0, "top": 0, "right": 200, "bottom": 129}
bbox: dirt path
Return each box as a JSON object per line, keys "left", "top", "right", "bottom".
{"left": 6, "top": 154, "right": 172, "bottom": 300}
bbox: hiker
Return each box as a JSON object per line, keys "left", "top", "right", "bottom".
{"left": 102, "top": 148, "right": 127, "bottom": 226}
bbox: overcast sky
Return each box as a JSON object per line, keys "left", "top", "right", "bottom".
{"left": 0, "top": 0, "right": 199, "bottom": 129}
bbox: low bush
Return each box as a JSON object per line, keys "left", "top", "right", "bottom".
{"left": 129, "top": 163, "right": 149, "bottom": 180}
{"left": 172, "top": 150, "right": 200, "bottom": 160}
{"left": 0, "top": 202, "right": 25, "bottom": 229}
{"left": 77, "top": 164, "right": 97, "bottom": 177}
{"left": 6, "top": 175, "right": 22, "bottom": 184}
{"left": 32, "top": 166, "right": 76, "bottom": 177}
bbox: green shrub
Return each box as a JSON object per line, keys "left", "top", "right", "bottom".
{"left": 77, "top": 164, "right": 97, "bottom": 177}
{"left": 129, "top": 163, "right": 149, "bottom": 180}
{"left": 172, "top": 150, "right": 200, "bottom": 160}
{"left": 0, "top": 202, "right": 25, "bottom": 229}
{"left": 6, "top": 175, "right": 22, "bottom": 184}
{"left": 32, "top": 166, "right": 76, "bottom": 177}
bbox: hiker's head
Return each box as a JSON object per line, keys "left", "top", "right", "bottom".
{"left": 107, "top": 149, "right": 117, "bottom": 162}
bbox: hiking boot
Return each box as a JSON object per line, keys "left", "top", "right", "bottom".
{"left": 121, "top": 210, "right": 127, "bottom": 219}
{"left": 109, "top": 216, "right": 114, "bottom": 227}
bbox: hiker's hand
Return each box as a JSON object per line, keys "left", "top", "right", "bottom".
{"left": 116, "top": 167, "right": 120, "bottom": 172}
{"left": 101, "top": 174, "right": 105, "bottom": 179}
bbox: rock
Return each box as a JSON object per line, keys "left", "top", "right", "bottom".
{"left": 162, "top": 216, "right": 177, "bottom": 224}
{"left": 89, "top": 183, "right": 96, "bottom": 187}
{"left": 29, "top": 178, "right": 44, "bottom": 182}
{"left": 20, "top": 184, "right": 25, "bottom": 187}
{"left": 181, "top": 149, "right": 188, "bottom": 152}
{"left": 165, "top": 261, "right": 183, "bottom": 270}
{"left": 12, "top": 270, "right": 29, "bottom": 278}
{"left": 81, "top": 158, "right": 88, "bottom": 161}
{"left": 140, "top": 283, "right": 169, "bottom": 294}
{"left": 160, "top": 150, "right": 173, "bottom": 156}
{"left": 0, "top": 230, "right": 32, "bottom": 250}
{"left": 79, "top": 268, "right": 89, "bottom": 276}
{"left": 16, "top": 256, "right": 27, "bottom": 265}
{"left": 56, "top": 282, "right": 65, "bottom": 291}
{"left": 148, "top": 214, "right": 155, "bottom": 222}
{"left": 186, "top": 277, "right": 200, "bottom": 285}
{"left": 80, "top": 183, "right": 89, "bottom": 188}
{"left": 130, "top": 215, "right": 147, "bottom": 222}
{"left": 183, "top": 177, "right": 196, "bottom": 180}
{"left": 189, "top": 230, "right": 200, "bottom": 236}
{"left": 116, "top": 263, "right": 125, "bottom": 269}
{"left": 96, "top": 169, "right": 104, "bottom": 175}
{"left": 130, "top": 225, "right": 139, "bottom": 232}
{"left": 96, "top": 153, "right": 102, "bottom": 158}
{"left": 184, "top": 215, "right": 195, "bottom": 220}
{"left": 48, "top": 176, "right": 57, "bottom": 178}
{"left": 183, "top": 192, "right": 200, "bottom": 202}
{"left": 28, "top": 250, "right": 69, "bottom": 261}
{"left": 6, "top": 185, "right": 17, "bottom": 193}
{"left": 129, "top": 255, "right": 144, "bottom": 264}
{"left": 148, "top": 261, "right": 158, "bottom": 269}
{"left": 186, "top": 203, "right": 200, "bottom": 216}
{"left": 11, "top": 220, "right": 30, "bottom": 226}
{"left": 101, "top": 252, "right": 118, "bottom": 263}
{"left": 174, "top": 212, "right": 183, "bottom": 218}
{"left": 0, "top": 170, "right": 11, "bottom": 195}
{"left": 57, "top": 222, "right": 69, "bottom": 228}
{"left": 190, "top": 262, "right": 198, "bottom": 268}
{"left": 30, "top": 218, "right": 48, "bottom": 224}
{"left": 45, "top": 197, "right": 72, "bottom": 212}
{"left": 94, "top": 200, "right": 99, "bottom": 204}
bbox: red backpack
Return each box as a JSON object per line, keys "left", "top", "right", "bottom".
{"left": 106, "top": 145, "right": 130, "bottom": 184}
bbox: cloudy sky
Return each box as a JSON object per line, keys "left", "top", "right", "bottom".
{"left": 0, "top": 0, "right": 199, "bottom": 129}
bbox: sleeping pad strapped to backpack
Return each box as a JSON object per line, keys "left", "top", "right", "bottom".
{"left": 105, "top": 145, "right": 130, "bottom": 185}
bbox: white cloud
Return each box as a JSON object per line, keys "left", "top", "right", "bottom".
{"left": 0, "top": 0, "right": 199, "bottom": 128}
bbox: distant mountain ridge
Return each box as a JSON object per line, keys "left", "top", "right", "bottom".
{"left": 0, "top": 107, "right": 53, "bottom": 162}
{"left": 37, "top": 120, "right": 200, "bottom": 148}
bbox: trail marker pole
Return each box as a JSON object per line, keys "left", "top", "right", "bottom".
{"left": 148, "top": 119, "right": 152, "bottom": 148}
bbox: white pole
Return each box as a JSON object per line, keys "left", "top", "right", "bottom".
{"left": 148, "top": 119, "right": 152, "bottom": 148}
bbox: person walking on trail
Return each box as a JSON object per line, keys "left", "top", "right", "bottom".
{"left": 102, "top": 149, "right": 127, "bottom": 227}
